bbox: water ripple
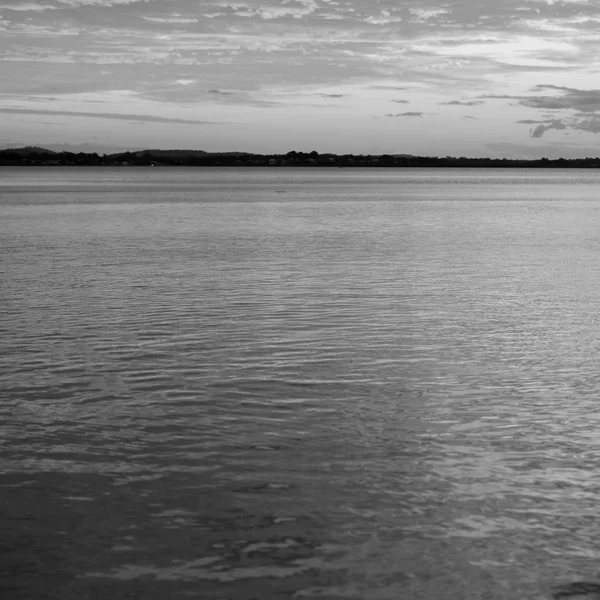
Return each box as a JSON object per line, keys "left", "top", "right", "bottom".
{"left": 4, "top": 168, "right": 600, "bottom": 599}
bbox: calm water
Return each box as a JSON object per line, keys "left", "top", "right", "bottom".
{"left": 3, "top": 167, "right": 600, "bottom": 600}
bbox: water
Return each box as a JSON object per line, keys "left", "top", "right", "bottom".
{"left": 3, "top": 167, "right": 600, "bottom": 600}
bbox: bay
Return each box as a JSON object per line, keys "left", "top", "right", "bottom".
{"left": 2, "top": 167, "right": 600, "bottom": 600}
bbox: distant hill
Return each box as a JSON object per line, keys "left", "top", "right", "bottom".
{"left": 3, "top": 146, "right": 56, "bottom": 155}
{"left": 132, "top": 149, "right": 208, "bottom": 158}
{"left": 130, "top": 149, "right": 252, "bottom": 159}
{"left": 205, "top": 151, "right": 252, "bottom": 157}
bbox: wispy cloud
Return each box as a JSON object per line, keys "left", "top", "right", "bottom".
{"left": 1, "top": 2, "right": 57, "bottom": 11}
{"left": 483, "top": 85, "right": 600, "bottom": 112}
{"left": 208, "top": 89, "right": 236, "bottom": 96}
{"left": 4, "top": 0, "right": 600, "bottom": 155}
{"left": 0, "top": 107, "right": 221, "bottom": 125}
{"left": 439, "top": 100, "right": 484, "bottom": 106}
{"left": 522, "top": 85, "right": 600, "bottom": 112}
{"left": 385, "top": 111, "right": 424, "bottom": 117}
{"left": 371, "top": 85, "right": 410, "bottom": 91}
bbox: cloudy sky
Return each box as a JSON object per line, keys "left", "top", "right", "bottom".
{"left": 2, "top": 0, "right": 600, "bottom": 157}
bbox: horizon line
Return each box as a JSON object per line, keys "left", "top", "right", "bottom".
{"left": 3, "top": 146, "right": 600, "bottom": 161}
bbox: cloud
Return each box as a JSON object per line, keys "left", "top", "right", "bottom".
{"left": 208, "top": 89, "right": 236, "bottom": 96}
{"left": 363, "top": 9, "right": 403, "bottom": 26}
{"left": 6, "top": 0, "right": 600, "bottom": 155}
{"left": 385, "top": 111, "right": 423, "bottom": 117}
{"left": 0, "top": 107, "right": 220, "bottom": 125}
{"left": 543, "top": 116, "right": 600, "bottom": 137}
{"left": 523, "top": 85, "right": 600, "bottom": 112}
{"left": 486, "top": 84, "right": 600, "bottom": 137}
{"left": 409, "top": 8, "right": 450, "bottom": 23}
{"left": 439, "top": 100, "right": 484, "bottom": 106}
{"left": 0, "top": 2, "right": 57, "bottom": 11}
{"left": 529, "top": 119, "right": 569, "bottom": 137}
{"left": 144, "top": 82, "right": 282, "bottom": 107}
{"left": 484, "top": 85, "right": 600, "bottom": 113}
{"left": 516, "top": 114, "right": 600, "bottom": 138}
{"left": 371, "top": 86, "right": 409, "bottom": 91}
{"left": 4, "top": 1, "right": 591, "bottom": 96}
{"left": 142, "top": 16, "right": 198, "bottom": 24}
{"left": 214, "top": 0, "right": 319, "bottom": 21}
{"left": 52, "top": 0, "right": 146, "bottom": 5}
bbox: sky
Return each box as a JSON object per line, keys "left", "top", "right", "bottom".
{"left": 2, "top": 0, "right": 600, "bottom": 157}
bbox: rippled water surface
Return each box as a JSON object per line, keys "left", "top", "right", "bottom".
{"left": 3, "top": 167, "right": 600, "bottom": 600}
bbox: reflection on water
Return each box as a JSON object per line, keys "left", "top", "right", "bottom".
{"left": 3, "top": 168, "right": 600, "bottom": 599}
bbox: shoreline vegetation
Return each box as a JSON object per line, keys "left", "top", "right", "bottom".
{"left": 2, "top": 147, "right": 600, "bottom": 168}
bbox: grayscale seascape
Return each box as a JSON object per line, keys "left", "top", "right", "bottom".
{"left": 3, "top": 166, "right": 600, "bottom": 600}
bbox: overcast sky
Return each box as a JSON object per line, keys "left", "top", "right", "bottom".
{"left": 2, "top": 0, "right": 600, "bottom": 157}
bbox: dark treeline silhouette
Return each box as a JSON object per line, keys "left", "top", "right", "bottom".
{"left": 2, "top": 147, "right": 600, "bottom": 168}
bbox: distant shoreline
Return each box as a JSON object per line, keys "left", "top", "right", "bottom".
{"left": 2, "top": 147, "right": 600, "bottom": 168}
{"left": 3, "top": 163, "right": 600, "bottom": 169}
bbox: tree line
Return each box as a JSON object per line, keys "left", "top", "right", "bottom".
{"left": 2, "top": 147, "right": 600, "bottom": 168}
